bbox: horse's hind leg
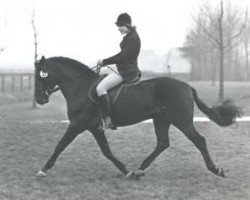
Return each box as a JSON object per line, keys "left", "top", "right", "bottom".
{"left": 177, "top": 123, "right": 225, "bottom": 177}
{"left": 132, "top": 113, "right": 170, "bottom": 179}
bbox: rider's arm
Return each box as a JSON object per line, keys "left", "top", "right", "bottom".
{"left": 103, "top": 35, "right": 140, "bottom": 65}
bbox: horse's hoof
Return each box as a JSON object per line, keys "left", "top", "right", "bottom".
{"left": 133, "top": 170, "right": 145, "bottom": 179}
{"left": 36, "top": 170, "right": 47, "bottom": 177}
{"left": 126, "top": 171, "right": 135, "bottom": 179}
{"left": 218, "top": 168, "right": 225, "bottom": 177}
{"left": 126, "top": 170, "right": 145, "bottom": 180}
{"left": 109, "top": 124, "right": 117, "bottom": 130}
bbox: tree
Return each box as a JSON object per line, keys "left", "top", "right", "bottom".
{"left": 182, "top": 0, "right": 248, "bottom": 102}
{"left": 166, "top": 49, "right": 172, "bottom": 77}
{"left": 31, "top": 3, "right": 38, "bottom": 108}
{"left": 181, "top": 22, "right": 217, "bottom": 82}
{"left": 0, "top": 21, "right": 7, "bottom": 53}
{"left": 240, "top": 18, "right": 250, "bottom": 80}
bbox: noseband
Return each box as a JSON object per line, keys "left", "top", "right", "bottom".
{"left": 46, "top": 86, "right": 60, "bottom": 96}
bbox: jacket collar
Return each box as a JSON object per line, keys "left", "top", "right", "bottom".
{"left": 123, "top": 27, "right": 136, "bottom": 39}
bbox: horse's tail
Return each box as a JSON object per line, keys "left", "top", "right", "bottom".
{"left": 191, "top": 87, "right": 242, "bottom": 126}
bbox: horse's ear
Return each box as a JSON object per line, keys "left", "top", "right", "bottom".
{"left": 41, "top": 55, "right": 45, "bottom": 64}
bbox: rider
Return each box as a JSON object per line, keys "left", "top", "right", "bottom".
{"left": 96, "top": 13, "right": 141, "bottom": 129}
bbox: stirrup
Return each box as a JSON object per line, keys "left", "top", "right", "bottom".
{"left": 104, "top": 117, "right": 117, "bottom": 130}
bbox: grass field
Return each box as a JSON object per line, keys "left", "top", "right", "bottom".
{"left": 0, "top": 81, "right": 250, "bottom": 200}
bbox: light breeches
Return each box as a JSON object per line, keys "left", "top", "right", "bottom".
{"left": 96, "top": 72, "right": 123, "bottom": 96}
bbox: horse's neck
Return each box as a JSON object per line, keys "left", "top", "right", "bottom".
{"left": 47, "top": 59, "right": 98, "bottom": 102}
{"left": 59, "top": 78, "right": 95, "bottom": 99}
{"left": 56, "top": 69, "right": 97, "bottom": 102}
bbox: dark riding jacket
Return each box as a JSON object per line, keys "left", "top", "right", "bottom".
{"left": 102, "top": 28, "right": 141, "bottom": 80}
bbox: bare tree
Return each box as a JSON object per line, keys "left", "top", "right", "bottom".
{"left": 183, "top": 0, "right": 248, "bottom": 102}
{"left": 166, "top": 49, "right": 172, "bottom": 77}
{"left": 31, "top": 3, "right": 38, "bottom": 108}
{"left": 181, "top": 20, "right": 216, "bottom": 81}
{"left": 0, "top": 21, "right": 7, "bottom": 53}
{"left": 240, "top": 18, "right": 250, "bottom": 80}
{"left": 203, "top": 0, "right": 247, "bottom": 101}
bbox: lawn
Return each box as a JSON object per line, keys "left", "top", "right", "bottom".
{"left": 0, "top": 81, "right": 249, "bottom": 200}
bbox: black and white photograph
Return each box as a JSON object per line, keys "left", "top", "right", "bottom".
{"left": 0, "top": 0, "right": 249, "bottom": 199}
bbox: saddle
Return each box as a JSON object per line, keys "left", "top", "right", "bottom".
{"left": 89, "top": 73, "right": 141, "bottom": 104}
{"left": 89, "top": 73, "right": 165, "bottom": 130}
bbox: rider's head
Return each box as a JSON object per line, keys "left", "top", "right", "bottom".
{"left": 115, "top": 13, "right": 131, "bottom": 27}
{"left": 115, "top": 13, "right": 132, "bottom": 35}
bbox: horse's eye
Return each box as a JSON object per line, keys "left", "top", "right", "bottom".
{"left": 40, "top": 70, "right": 48, "bottom": 78}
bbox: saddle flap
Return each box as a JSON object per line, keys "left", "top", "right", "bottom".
{"left": 89, "top": 75, "right": 123, "bottom": 104}
{"left": 89, "top": 73, "right": 141, "bottom": 104}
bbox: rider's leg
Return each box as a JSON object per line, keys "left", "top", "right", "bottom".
{"left": 96, "top": 72, "right": 123, "bottom": 129}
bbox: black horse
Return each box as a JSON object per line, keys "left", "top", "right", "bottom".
{"left": 35, "top": 56, "right": 241, "bottom": 179}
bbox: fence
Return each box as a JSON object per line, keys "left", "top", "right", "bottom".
{"left": 0, "top": 73, "right": 34, "bottom": 93}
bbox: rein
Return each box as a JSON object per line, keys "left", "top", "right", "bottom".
{"left": 45, "top": 65, "right": 101, "bottom": 97}
{"left": 91, "top": 64, "right": 120, "bottom": 76}
{"left": 45, "top": 64, "right": 116, "bottom": 96}
{"left": 91, "top": 64, "right": 102, "bottom": 75}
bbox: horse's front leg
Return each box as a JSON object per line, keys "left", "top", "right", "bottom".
{"left": 37, "top": 124, "right": 83, "bottom": 177}
{"left": 89, "top": 128, "right": 129, "bottom": 176}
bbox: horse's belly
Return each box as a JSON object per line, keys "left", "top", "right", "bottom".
{"left": 112, "top": 114, "right": 151, "bottom": 126}
{"left": 110, "top": 89, "right": 159, "bottom": 126}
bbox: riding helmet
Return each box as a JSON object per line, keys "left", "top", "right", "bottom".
{"left": 115, "top": 13, "right": 132, "bottom": 27}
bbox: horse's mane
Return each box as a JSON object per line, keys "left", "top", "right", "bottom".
{"left": 47, "top": 56, "right": 97, "bottom": 77}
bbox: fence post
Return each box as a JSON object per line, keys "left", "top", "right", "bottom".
{"left": 20, "top": 75, "right": 23, "bottom": 91}
{"left": 1, "top": 75, "right": 5, "bottom": 93}
{"left": 28, "top": 75, "right": 32, "bottom": 90}
{"left": 12, "top": 76, "right": 15, "bottom": 92}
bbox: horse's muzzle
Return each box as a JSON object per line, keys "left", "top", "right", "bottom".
{"left": 36, "top": 96, "right": 49, "bottom": 105}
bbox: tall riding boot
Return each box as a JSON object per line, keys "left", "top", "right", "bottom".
{"left": 99, "top": 94, "right": 115, "bottom": 129}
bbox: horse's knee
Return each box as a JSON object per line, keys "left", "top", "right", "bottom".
{"left": 159, "top": 134, "right": 170, "bottom": 149}
{"left": 166, "top": 141, "right": 170, "bottom": 149}
{"left": 157, "top": 141, "right": 170, "bottom": 151}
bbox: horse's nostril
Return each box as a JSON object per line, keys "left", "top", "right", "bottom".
{"left": 36, "top": 97, "right": 49, "bottom": 105}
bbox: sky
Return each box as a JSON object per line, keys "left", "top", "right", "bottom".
{"left": 0, "top": 0, "right": 249, "bottom": 71}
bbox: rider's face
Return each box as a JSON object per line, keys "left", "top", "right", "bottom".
{"left": 118, "top": 26, "right": 130, "bottom": 35}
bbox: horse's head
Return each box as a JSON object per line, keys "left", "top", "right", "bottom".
{"left": 35, "top": 56, "right": 58, "bottom": 105}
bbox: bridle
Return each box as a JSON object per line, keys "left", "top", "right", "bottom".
{"left": 45, "top": 86, "right": 60, "bottom": 96}
{"left": 39, "top": 79, "right": 60, "bottom": 98}
{"left": 37, "top": 67, "right": 60, "bottom": 97}
{"left": 38, "top": 64, "right": 117, "bottom": 97}
{"left": 91, "top": 64, "right": 102, "bottom": 75}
